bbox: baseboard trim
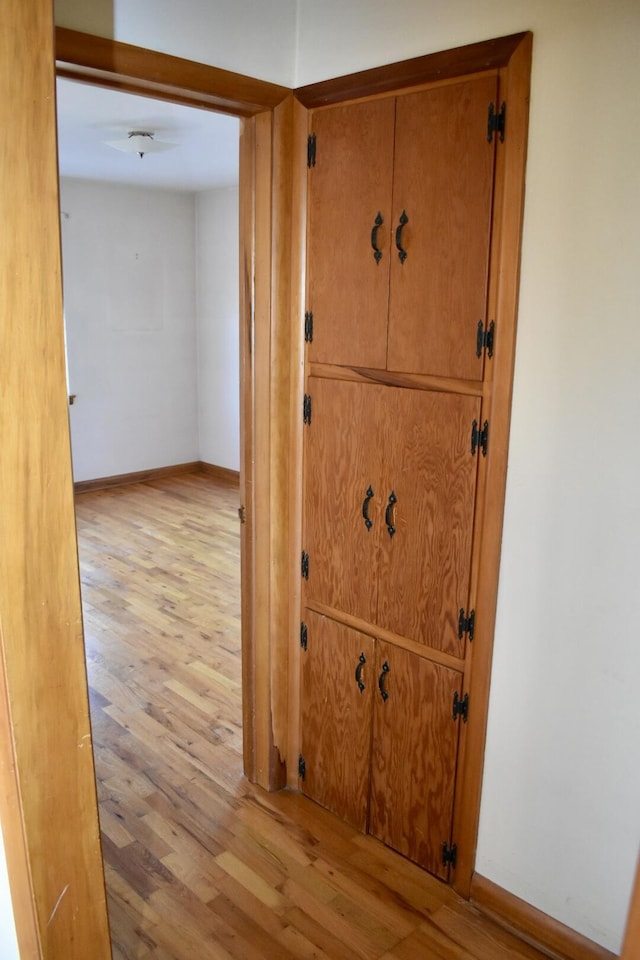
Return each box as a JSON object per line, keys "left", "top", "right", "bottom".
{"left": 198, "top": 461, "right": 240, "bottom": 486}
{"left": 73, "top": 460, "right": 240, "bottom": 494}
{"left": 470, "top": 874, "right": 617, "bottom": 960}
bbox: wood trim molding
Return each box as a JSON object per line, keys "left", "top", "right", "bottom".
{"left": 73, "top": 462, "right": 240, "bottom": 494}
{"left": 621, "top": 855, "right": 640, "bottom": 960}
{"left": 295, "top": 31, "right": 529, "bottom": 107}
{"left": 55, "top": 26, "right": 291, "bottom": 116}
{"left": 471, "top": 874, "right": 617, "bottom": 960}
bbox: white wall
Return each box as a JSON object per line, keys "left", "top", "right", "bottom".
{"left": 196, "top": 188, "right": 240, "bottom": 471}
{"left": 60, "top": 178, "right": 199, "bottom": 482}
{"left": 296, "top": 0, "right": 640, "bottom": 953}
{"left": 0, "top": 829, "right": 19, "bottom": 960}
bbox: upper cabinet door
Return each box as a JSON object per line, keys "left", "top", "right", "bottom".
{"left": 304, "top": 377, "right": 385, "bottom": 623}
{"left": 376, "top": 387, "right": 480, "bottom": 657}
{"left": 387, "top": 76, "right": 498, "bottom": 380}
{"left": 307, "top": 99, "right": 395, "bottom": 368}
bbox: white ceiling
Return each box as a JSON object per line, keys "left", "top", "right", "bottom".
{"left": 56, "top": 77, "right": 240, "bottom": 192}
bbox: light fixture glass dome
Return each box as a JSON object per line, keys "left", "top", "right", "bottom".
{"left": 105, "top": 131, "right": 177, "bottom": 158}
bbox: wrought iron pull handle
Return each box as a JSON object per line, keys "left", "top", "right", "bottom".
{"left": 362, "top": 485, "right": 374, "bottom": 531}
{"left": 385, "top": 491, "right": 397, "bottom": 538}
{"left": 395, "top": 210, "right": 409, "bottom": 263}
{"left": 355, "top": 652, "right": 366, "bottom": 693}
{"left": 371, "top": 212, "right": 384, "bottom": 264}
{"left": 378, "top": 661, "right": 390, "bottom": 701}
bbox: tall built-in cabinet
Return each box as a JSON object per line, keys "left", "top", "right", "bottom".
{"left": 296, "top": 37, "right": 532, "bottom": 888}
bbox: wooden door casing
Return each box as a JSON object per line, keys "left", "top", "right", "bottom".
{"left": 307, "top": 98, "right": 395, "bottom": 368}
{"left": 387, "top": 75, "right": 498, "bottom": 380}
{"left": 300, "top": 611, "right": 375, "bottom": 831}
{"left": 369, "top": 640, "right": 462, "bottom": 879}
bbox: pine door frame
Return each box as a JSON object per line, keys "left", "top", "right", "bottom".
{"left": 291, "top": 31, "right": 533, "bottom": 899}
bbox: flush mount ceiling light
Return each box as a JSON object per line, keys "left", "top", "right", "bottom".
{"left": 105, "top": 130, "right": 177, "bottom": 158}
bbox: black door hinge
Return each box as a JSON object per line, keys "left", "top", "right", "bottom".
{"left": 487, "top": 101, "right": 506, "bottom": 143}
{"left": 298, "top": 754, "right": 306, "bottom": 780}
{"left": 303, "top": 394, "right": 312, "bottom": 424}
{"left": 304, "top": 311, "right": 314, "bottom": 343}
{"left": 301, "top": 551, "right": 309, "bottom": 580}
{"left": 307, "top": 133, "right": 317, "bottom": 167}
{"left": 458, "top": 608, "right": 475, "bottom": 642}
{"left": 441, "top": 841, "right": 457, "bottom": 869}
{"left": 453, "top": 691, "right": 469, "bottom": 723}
{"left": 471, "top": 419, "right": 489, "bottom": 457}
{"left": 476, "top": 320, "right": 495, "bottom": 359}
{"left": 300, "top": 622, "right": 308, "bottom": 650}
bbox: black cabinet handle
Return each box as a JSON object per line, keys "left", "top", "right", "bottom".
{"left": 378, "top": 661, "right": 390, "bottom": 701}
{"left": 395, "top": 210, "right": 409, "bottom": 263}
{"left": 355, "top": 652, "right": 366, "bottom": 692}
{"left": 371, "top": 212, "right": 384, "bottom": 264}
{"left": 362, "top": 485, "right": 374, "bottom": 531}
{"left": 385, "top": 491, "right": 397, "bottom": 538}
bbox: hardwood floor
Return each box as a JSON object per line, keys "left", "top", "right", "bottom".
{"left": 76, "top": 473, "right": 550, "bottom": 960}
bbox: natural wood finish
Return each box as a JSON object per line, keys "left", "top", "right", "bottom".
{"left": 387, "top": 76, "right": 497, "bottom": 379}
{"left": 300, "top": 611, "right": 375, "bottom": 831}
{"left": 471, "top": 874, "right": 616, "bottom": 960}
{"left": 306, "top": 600, "right": 465, "bottom": 674}
{"left": 375, "top": 387, "right": 480, "bottom": 656}
{"left": 621, "top": 856, "right": 640, "bottom": 960}
{"left": 0, "top": 1, "right": 111, "bottom": 955}
{"left": 55, "top": 27, "right": 290, "bottom": 117}
{"left": 308, "top": 361, "right": 486, "bottom": 397}
{"left": 451, "top": 33, "right": 533, "bottom": 898}
{"left": 295, "top": 32, "right": 530, "bottom": 107}
{"left": 199, "top": 462, "right": 241, "bottom": 485}
{"left": 370, "top": 641, "right": 460, "bottom": 880}
{"left": 307, "top": 98, "right": 395, "bottom": 368}
{"left": 74, "top": 461, "right": 201, "bottom": 493}
{"left": 78, "top": 474, "right": 551, "bottom": 960}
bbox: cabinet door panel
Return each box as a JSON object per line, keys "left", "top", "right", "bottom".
{"left": 307, "top": 98, "right": 395, "bottom": 368}
{"left": 377, "top": 388, "right": 480, "bottom": 657}
{"left": 304, "top": 378, "right": 385, "bottom": 623}
{"left": 370, "top": 642, "right": 461, "bottom": 877}
{"left": 387, "top": 76, "right": 498, "bottom": 380}
{"left": 300, "top": 611, "right": 375, "bottom": 831}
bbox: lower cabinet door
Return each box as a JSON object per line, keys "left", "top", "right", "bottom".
{"left": 300, "top": 610, "right": 375, "bottom": 831}
{"left": 369, "top": 640, "right": 462, "bottom": 878}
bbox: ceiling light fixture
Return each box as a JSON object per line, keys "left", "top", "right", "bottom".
{"left": 105, "top": 130, "right": 177, "bottom": 158}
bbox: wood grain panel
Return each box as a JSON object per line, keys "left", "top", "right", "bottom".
{"left": 307, "top": 98, "right": 395, "bottom": 368}
{"left": 622, "top": 856, "right": 640, "bottom": 960}
{"left": 387, "top": 75, "right": 498, "bottom": 380}
{"left": 370, "top": 642, "right": 460, "bottom": 878}
{"left": 376, "top": 388, "right": 480, "bottom": 656}
{"left": 300, "top": 611, "right": 374, "bottom": 831}
{"left": 303, "top": 378, "right": 384, "bottom": 623}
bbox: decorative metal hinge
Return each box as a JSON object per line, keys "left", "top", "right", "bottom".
{"left": 476, "top": 320, "right": 495, "bottom": 359}
{"left": 487, "top": 101, "right": 506, "bottom": 143}
{"left": 238, "top": 504, "right": 247, "bottom": 524}
{"left": 300, "top": 622, "right": 308, "bottom": 651}
{"left": 441, "top": 841, "right": 458, "bottom": 869}
{"left": 458, "top": 608, "right": 475, "bottom": 642}
{"left": 301, "top": 551, "right": 309, "bottom": 580}
{"left": 471, "top": 419, "right": 489, "bottom": 457}
{"left": 453, "top": 691, "right": 469, "bottom": 722}
{"left": 307, "top": 133, "right": 317, "bottom": 167}
{"left": 303, "top": 394, "right": 312, "bottom": 424}
{"left": 298, "top": 754, "right": 306, "bottom": 780}
{"left": 304, "top": 311, "right": 314, "bottom": 343}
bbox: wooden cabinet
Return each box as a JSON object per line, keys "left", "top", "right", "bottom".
{"left": 307, "top": 75, "right": 498, "bottom": 380}
{"left": 304, "top": 376, "right": 480, "bottom": 657}
{"left": 300, "top": 612, "right": 462, "bottom": 878}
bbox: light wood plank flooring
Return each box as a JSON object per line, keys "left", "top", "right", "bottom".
{"left": 76, "top": 473, "right": 549, "bottom": 960}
